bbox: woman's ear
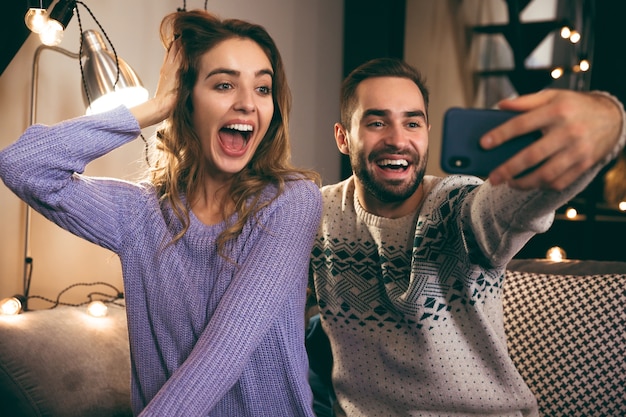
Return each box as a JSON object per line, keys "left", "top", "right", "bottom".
{"left": 334, "top": 123, "right": 350, "bottom": 155}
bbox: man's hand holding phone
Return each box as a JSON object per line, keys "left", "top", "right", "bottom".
{"left": 441, "top": 89, "right": 624, "bottom": 191}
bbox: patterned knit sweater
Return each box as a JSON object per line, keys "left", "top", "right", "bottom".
{"left": 0, "top": 106, "right": 322, "bottom": 417}
{"left": 310, "top": 97, "right": 626, "bottom": 417}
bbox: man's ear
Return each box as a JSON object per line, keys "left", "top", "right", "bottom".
{"left": 334, "top": 122, "right": 350, "bottom": 155}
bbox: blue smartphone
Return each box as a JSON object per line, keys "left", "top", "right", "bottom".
{"left": 440, "top": 107, "right": 541, "bottom": 177}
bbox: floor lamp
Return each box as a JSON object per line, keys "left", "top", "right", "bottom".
{"left": 16, "top": 29, "right": 148, "bottom": 312}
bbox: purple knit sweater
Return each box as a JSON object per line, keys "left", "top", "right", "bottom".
{"left": 0, "top": 106, "right": 322, "bottom": 416}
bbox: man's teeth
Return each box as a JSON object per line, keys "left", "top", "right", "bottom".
{"left": 224, "top": 123, "right": 253, "bottom": 132}
{"left": 378, "top": 159, "right": 408, "bottom": 167}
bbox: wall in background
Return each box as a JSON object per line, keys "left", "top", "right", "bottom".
{"left": 0, "top": 0, "right": 344, "bottom": 305}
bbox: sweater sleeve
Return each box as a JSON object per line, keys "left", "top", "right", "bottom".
{"left": 0, "top": 106, "right": 143, "bottom": 252}
{"left": 466, "top": 92, "right": 626, "bottom": 267}
{"left": 139, "top": 179, "right": 323, "bottom": 416}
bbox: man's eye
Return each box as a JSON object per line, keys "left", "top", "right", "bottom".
{"left": 407, "top": 122, "right": 421, "bottom": 128}
{"left": 368, "top": 121, "right": 384, "bottom": 127}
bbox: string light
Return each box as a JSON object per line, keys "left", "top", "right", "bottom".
{"left": 578, "top": 59, "right": 590, "bottom": 72}
{"left": 551, "top": 67, "right": 564, "bottom": 79}
{"left": 38, "top": 0, "right": 76, "bottom": 46}
{"left": 568, "top": 30, "right": 581, "bottom": 44}
{"left": 0, "top": 283, "right": 123, "bottom": 316}
{"left": 0, "top": 295, "right": 27, "bottom": 316}
{"left": 546, "top": 246, "right": 567, "bottom": 262}
{"left": 565, "top": 207, "right": 578, "bottom": 219}
{"left": 24, "top": 3, "right": 49, "bottom": 34}
{"left": 87, "top": 300, "right": 108, "bottom": 318}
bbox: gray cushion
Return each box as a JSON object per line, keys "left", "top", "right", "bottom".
{"left": 0, "top": 305, "right": 132, "bottom": 417}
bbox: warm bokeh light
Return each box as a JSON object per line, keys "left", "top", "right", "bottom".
{"left": 0, "top": 297, "right": 24, "bottom": 316}
{"left": 546, "top": 246, "right": 567, "bottom": 262}
{"left": 565, "top": 207, "right": 578, "bottom": 219}
{"left": 551, "top": 67, "right": 564, "bottom": 79}
{"left": 87, "top": 300, "right": 108, "bottom": 318}
{"left": 560, "top": 26, "right": 571, "bottom": 39}
{"left": 569, "top": 31, "right": 581, "bottom": 44}
{"left": 579, "top": 59, "right": 590, "bottom": 72}
{"left": 39, "top": 19, "right": 65, "bottom": 46}
{"left": 24, "top": 8, "right": 49, "bottom": 33}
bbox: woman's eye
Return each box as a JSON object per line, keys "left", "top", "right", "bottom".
{"left": 216, "top": 82, "right": 233, "bottom": 90}
{"left": 257, "top": 86, "right": 272, "bottom": 95}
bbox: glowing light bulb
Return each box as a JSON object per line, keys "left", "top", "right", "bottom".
{"left": 39, "top": 19, "right": 65, "bottom": 46}
{"left": 551, "top": 67, "right": 564, "bottom": 79}
{"left": 579, "top": 59, "right": 590, "bottom": 72}
{"left": 569, "top": 31, "right": 581, "bottom": 44}
{"left": 565, "top": 207, "right": 578, "bottom": 219}
{"left": 560, "top": 26, "right": 571, "bottom": 39}
{"left": 0, "top": 296, "right": 24, "bottom": 316}
{"left": 87, "top": 300, "right": 108, "bottom": 318}
{"left": 25, "top": 8, "right": 49, "bottom": 33}
{"left": 546, "top": 246, "right": 567, "bottom": 262}
{"left": 619, "top": 201, "right": 626, "bottom": 211}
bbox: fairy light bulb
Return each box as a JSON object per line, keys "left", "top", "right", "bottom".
{"left": 546, "top": 246, "right": 567, "bottom": 262}
{"left": 551, "top": 67, "right": 564, "bottom": 79}
{"left": 569, "top": 31, "right": 581, "bottom": 44}
{"left": 565, "top": 207, "right": 578, "bottom": 219}
{"left": 579, "top": 59, "right": 590, "bottom": 72}
{"left": 25, "top": 8, "right": 49, "bottom": 33}
{"left": 87, "top": 300, "right": 108, "bottom": 317}
{"left": 0, "top": 296, "right": 25, "bottom": 316}
{"left": 39, "top": 19, "right": 65, "bottom": 46}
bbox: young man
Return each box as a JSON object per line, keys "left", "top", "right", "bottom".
{"left": 308, "top": 58, "right": 625, "bottom": 417}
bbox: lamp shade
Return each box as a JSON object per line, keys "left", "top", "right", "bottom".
{"left": 80, "top": 30, "right": 149, "bottom": 115}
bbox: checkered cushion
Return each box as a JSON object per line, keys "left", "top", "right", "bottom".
{"left": 503, "top": 270, "right": 626, "bottom": 417}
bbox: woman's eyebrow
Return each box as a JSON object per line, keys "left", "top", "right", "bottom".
{"left": 205, "top": 68, "right": 274, "bottom": 80}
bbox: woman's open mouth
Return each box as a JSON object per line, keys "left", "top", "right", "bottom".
{"left": 219, "top": 123, "right": 253, "bottom": 156}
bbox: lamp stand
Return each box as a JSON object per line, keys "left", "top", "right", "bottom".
{"left": 23, "top": 44, "right": 79, "bottom": 305}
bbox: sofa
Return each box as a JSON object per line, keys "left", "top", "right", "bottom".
{"left": 0, "top": 303, "right": 132, "bottom": 417}
{"left": 1, "top": 258, "right": 625, "bottom": 417}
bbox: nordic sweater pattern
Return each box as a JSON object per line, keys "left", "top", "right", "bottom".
{"left": 309, "top": 94, "right": 626, "bottom": 417}
{"left": 0, "top": 106, "right": 322, "bottom": 417}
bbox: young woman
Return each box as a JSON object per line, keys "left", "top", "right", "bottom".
{"left": 0, "top": 10, "right": 322, "bottom": 416}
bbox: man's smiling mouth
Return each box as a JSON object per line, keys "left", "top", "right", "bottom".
{"left": 377, "top": 158, "right": 409, "bottom": 170}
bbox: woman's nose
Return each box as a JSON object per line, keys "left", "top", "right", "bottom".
{"left": 234, "top": 88, "right": 255, "bottom": 113}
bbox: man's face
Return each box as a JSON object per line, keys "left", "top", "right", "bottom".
{"left": 338, "top": 76, "right": 429, "bottom": 204}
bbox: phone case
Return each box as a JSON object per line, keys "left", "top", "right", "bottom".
{"left": 440, "top": 107, "right": 540, "bottom": 177}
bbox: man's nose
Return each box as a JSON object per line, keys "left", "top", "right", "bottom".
{"left": 383, "top": 123, "right": 408, "bottom": 147}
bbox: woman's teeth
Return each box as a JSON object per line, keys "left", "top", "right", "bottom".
{"left": 224, "top": 123, "right": 253, "bottom": 132}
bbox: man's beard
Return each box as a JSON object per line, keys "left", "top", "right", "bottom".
{"left": 351, "top": 147, "right": 427, "bottom": 203}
